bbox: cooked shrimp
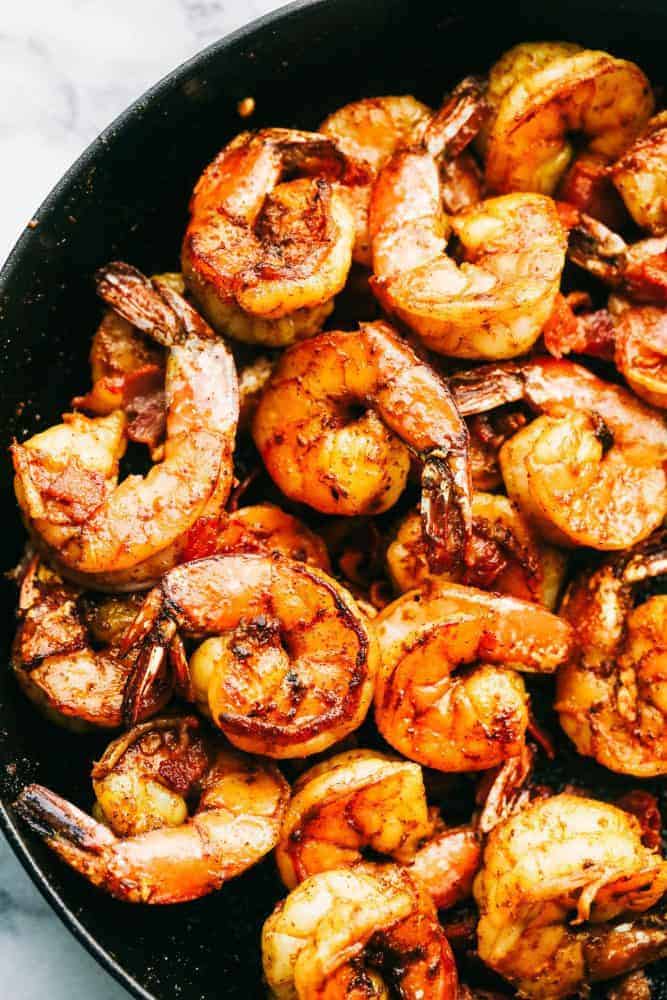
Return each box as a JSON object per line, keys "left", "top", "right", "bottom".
{"left": 215, "top": 504, "right": 331, "bottom": 571}
{"left": 555, "top": 531, "right": 667, "bottom": 777}
{"left": 561, "top": 205, "right": 667, "bottom": 304}
{"left": 386, "top": 493, "right": 566, "bottom": 608}
{"left": 121, "top": 553, "right": 378, "bottom": 758}
{"left": 558, "top": 153, "right": 628, "bottom": 230}
{"left": 484, "top": 46, "right": 653, "bottom": 194}
{"left": 275, "top": 748, "right": 481, "bottom": 908}
{"left": 474, "top": 794, "right": 667, "bottom": 999}
{"left": 181, "top": 128, "right": 354, "bottom": 346}
{"left": 252, "top": 320, "right": 472, "bottom": 571}
{"left": 374, "top": 581, "right": 573, "bottom": 772}
{"left": 237, "top": 354, "right": 275, "bottom": 430}
{"left": 321, "top": 95, "right": 432, "bottom": 265}
{"left": 452, "top": 357, "right": 667, "bottom": 550}
{"left": 15, "top": 715, "right": 289, "bottom": 903}
{"left": 11, "top": 555, "right": 167, "bottom": 730}
{"left": 262, "top": 864, "right": 458, "bottom": 998}
{"left": 12, "top": 264, "right": 238, "bottom": 591}
{"left": 610, "top": 296, "right": 667, "bottom": 409}
{"left": 466, "top": 410, "right": 528, "bottom": 491}
{"left": 612, "top": 112, "right": 667, "bottom": 235}
{"left": 370, "top": 160, "right": 566, "bottom": 357}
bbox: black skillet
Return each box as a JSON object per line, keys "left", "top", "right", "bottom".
{"left": 0, "top": 0, "right": 665, "bottom": 996}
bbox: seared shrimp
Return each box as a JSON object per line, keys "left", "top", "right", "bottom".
{"left": 484, "top": 45, "right": 653, "bottom": 194}
{"left": 556, "top": 531, "right": 667, "bottom": 777}
{"left": 386, "top": 493, "right": 566, "bottom": 608}
{"left": 122, "top": 553, "right": 378, "bottom": 758}
{"left": 276, "top": 748, "right": 481, "bottom": 908}
{"left": 452, "top": 357, "right": 667, "bottom": 550}
{"left": 610, "top": 296, "right": 667, "bottom": 409}
{"left": 12, "top": 555, "right": 166, "bottom": 730}
{"left": 321, "top": 95, "right": 432, "bottom": 264}
{"left": 474, "top": 794, "right": 667, "bottom": 999}
{"left": 215, "top": 504, "right": 331, "bottom": 571}
{"left": 612, "top": 112, "right": 667, "bottom": 235}
{"left": 252, "top": 320, "right": 472, "bottom": 571}
{"left": 374, "top": 581, "right": 573, "bottom": 771}
{"left": 182, "top": 128, "right": 354, "bottom": 346}
{"left": 12, "top": 264, "right": 238, "bottom": 591}
{"left": 262, "top": 864, "right": 458, "bottom": 998}
{"left": 15, "top": 716, "right": 289, "bottom": 903}
{"left": 370, "top": 165, "right": 566, "bottom": 357}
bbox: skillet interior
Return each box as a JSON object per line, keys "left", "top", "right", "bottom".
{"left": 0, "top": 0, "right": 665, "bottom": 996}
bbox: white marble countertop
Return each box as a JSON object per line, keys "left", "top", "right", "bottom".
{"left": 0, "top": 2, "right": 284, "bottom": 996}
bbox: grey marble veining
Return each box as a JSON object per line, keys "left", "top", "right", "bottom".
{"left": 0, "top": 2, "right": 285, "bottom": 996}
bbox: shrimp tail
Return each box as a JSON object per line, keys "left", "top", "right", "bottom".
{"left": 421, "top": 447, "right": 473, "bottom": 571}
{"left": 15, "top": 784, "right": 115, "bottom": 852}
{"left": 95, "top": 262, "right": 186, "bottom": 347}
{"left": 424, "top": 76, "right": 489, "bottom": 160}
{"left": 451, "top": 364, "right": 525, "bottom": 416}
{"left": 583, "top": 909, "right": 667, "bottom": 985}
{"left": 122, "top": 643, "right": 169, "bottom": 727}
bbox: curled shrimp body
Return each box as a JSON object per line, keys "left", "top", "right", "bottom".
{"left": 374, "top": 581, "right": 573, "bottom": 772}
{"left": 181, "top": 129, "right": 355, "bottom": 347}
{"left": 320, "top": 95, "right": 432, "bottom": 265}
{"left": 370, "top": 161, "right": 566, "bottom": 358}
{"left": 484, "top": 46, "right": 653, "bottom": 195}
{"left": 122, "top": 553, "right": 378, "bottom": 758}
{"left": 262, "top": 864, "right": 458, "bottom": 999}
{"left": 555, "top": 532, "right": 667, "bottom": 777}
{"left": 12, "top": 555, "right": 166, "bottom": 730}
{"left": 452, "top": 357, "right": 667, "bottom": 550}
{"left": 386, "top": 493, "right": 566, "bottom": 609}
{"left": 252, "top": 321, "right": 472, "bottom": 571}
{"left": 15, "top": 716, "right": 289, "bottom": 903}
{"left": 474, "top": 794, "right": 667, "bottom": 999}
{"left": 12, "top": 264, "right": 239, "bottom": 591}
{"left": 612, "top": 112, "right": 667, "bottom": 235}
{"left": 275, "top": 748, "right": 481, "bottom": 908}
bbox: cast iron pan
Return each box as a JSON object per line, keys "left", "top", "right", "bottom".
{"left": 0, "top": 0, "right": 665, "bottom": 996}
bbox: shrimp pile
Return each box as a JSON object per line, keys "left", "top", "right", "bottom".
{"left": 9, "top": 36, "right": 667, "bottom": 999}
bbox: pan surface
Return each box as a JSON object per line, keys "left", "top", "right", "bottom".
{"left": 0, "top": 0, "right": 665, "bottom": 996}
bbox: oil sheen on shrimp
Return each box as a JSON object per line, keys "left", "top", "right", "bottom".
{"left": 452, "top": 356, "right": 667, "bottom": 550}
{"left": 182, "top": 128, "right": 355, "bottom": 346}
{"left": 252, "top": 320, "right": 472, "bottom": 571}
{"left": 474, "top": 794, "right": 667, "bottom": 999}
{"left": 262, "top": 864, "right": 459, "bottom": 999}
{"left": 12, "top": 263, "right": 239, "bottom": 591}
{"left": 611, "top": 112, "right": 667, "bottom": 235}
{"left": 374, "top": 580, "right": 573, "bottom": 772}
{"left": 484, "top": 44, "right": 654, "bottom": 194}
{"left": 556, "top": 531, "right": 667, "bottom": 777}
{"left": 275, "top": 748, "right": 481, "bottom": 909}
{"left": 12, "top": 555, "right": 167, "bottom": 730}
{"left": 122, "top": 553, "right": 378, "bottom": 758}
{"left": 15, "top": 715, "right": 289, "bottom": 903}
{"left": 386, "top": 492, "right": 566, "bottom": 608}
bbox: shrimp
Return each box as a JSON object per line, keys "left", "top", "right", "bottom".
{"left": 386, "top": 493, "right": 566, "bottom": 609}
{"left": 14, "top": 715, "right": 289, "bottom": 903}
{"left": 611, "top": 112, "right": 667, "bottom": 235}
{"left": 369, "top": 160, "right": 566, "bottom": 357}
{"left": 12, "top": 263, "right": 239, "bottom": 591}
{"left": 474, "top": 794, "right": 667, "bottom": 999}
{"left": 275, "top": 748, "right": 481, "bottom": 909}
{"left": 181, "top": 128, "right": 355, "bottom": 347}
{"left": 555, "top": 531, "right": 667, "bottom": 777}
{"left": 214, "top": 504, "right": 331, "bottom": 571}
{"left": 320, "top": 95, "right": 433, "bottom": 265}
{"left": 374, "top": 581, "right": 574, "bottom": 772}
{"left": 11, "top": 555, "right": 168, "bottom": 730}
{"left": 484, "top": 46, "right": 653, "bottom": 194}
{"left": 610, "top": 296, "right": 667, "bottom": 409}
{"left": 252, "top": 320, "right": 473, "bottom": 571}
{"left": 558, "top": 153, "right": 628, "bottom": 230}
{"left": 262, "top": 864, "right": 458, "bottom": 998}
{"left": 237, "top": 354, "right": 275, "bottom": 430}
{"left": 121, "top": 553, "right": 378, "bottom": 758}
{"left": 452, "top": 357, "right": 667, "bottom": 550}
